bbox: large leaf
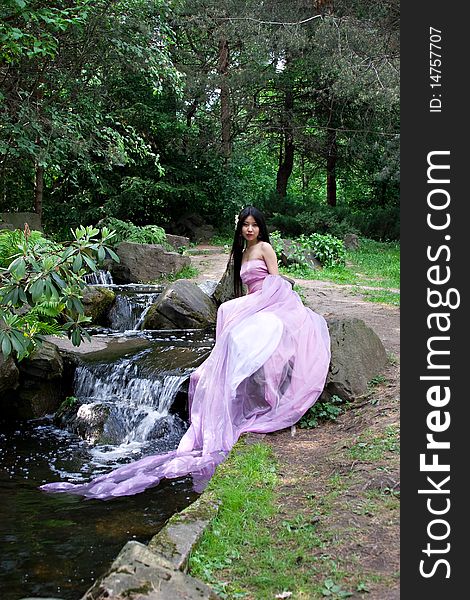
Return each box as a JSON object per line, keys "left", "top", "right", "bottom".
{"left": 8, "top": 256, "right": 26, "bottom": 278}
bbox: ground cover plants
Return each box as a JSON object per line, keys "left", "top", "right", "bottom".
{"left": 188, "top": 369, "right": 400, "bottom": 599}
{"left": 279, "top": 238, "right": 400, "bottom": 307}
{"left": 97, "top": 218, "right": 171, "bottom": 249}
{"left": 159, "top": 264, "right": 199, "bottom": 282}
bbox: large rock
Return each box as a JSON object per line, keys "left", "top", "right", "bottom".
{"left": 166, "top": 233, "right": 190, "bottom": 251}
{"left": 82, "top": 286, "right": 115, "bottom": 324}
{"left": 213, "top": 261, "right": 236, "bottom": 305}
{"left": 148, "top": 493, "right": 220, "bottom": 571}
{"left": 55, "top": 400, "right": 111, "bottom": 444}
{"left": 111, "top": 241, "right": 190, "bottom": 284}
{"left": 0, "top": 354, "right": 19, "bottom": 394}
{"left": 198, "top": 280, "right": 219, "bottom": 297}
{"left": 172, "top": 213, "right": 215, "bottom": 243}
{"left": 47, "top": 333, "right": 150, "bottom": 360}
{"left": 322, "top": 317, "right": 388, "bottom": 402}
{"left": 56, "top": 400, "right": 187, "bottom": 446}
{"left": 81, "top": 540, "right": 220, "bottom": 600}
{"left": 14, "top": 341, "right": 65, "bottom": 418}
{"left": 0, "top": 211, "right": 43, "bottom": 231}
{"left": 343, "top": 233, "right": 360, "bottom": 250}
{"left": 143, "top": 279, "right": 217, "bottom": 329}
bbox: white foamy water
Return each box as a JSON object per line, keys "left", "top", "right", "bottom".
{"left": 71, "top": 352, "right": 190, "bottom": 463}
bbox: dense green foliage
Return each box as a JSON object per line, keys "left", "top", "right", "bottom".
{"left": 297, "top": 233, "right": 346, "bottom": 268}
{"left": 271, "top": 230, "right": 346, "bottom": 270}
{"left": 97, "top": 217, "right": 170, "bottom": 248}
{"left": 0, "top": 229, "right": 52, "bottom": 267}
{"left": 1, "top": 1, "right": 399, "bottom": 240}
{"left": 0, "top": 225, "right": 118, "bottom": 359}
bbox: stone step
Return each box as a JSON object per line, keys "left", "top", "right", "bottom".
{"left": 80, "top": 493, "right": 221, "bottom": 600}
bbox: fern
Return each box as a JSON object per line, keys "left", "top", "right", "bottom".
{"left": 0, "top": 229, "right": 58, "bottom": 268}
{"left": 29, "top": 300, "right": 65, "bottom": 319}
{"left": 24, "top": 319, "right": 63, "bottom": 336}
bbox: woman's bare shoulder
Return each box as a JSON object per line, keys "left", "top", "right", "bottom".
{"left": 260, "top": 241, "right": 276, "bottom": 255}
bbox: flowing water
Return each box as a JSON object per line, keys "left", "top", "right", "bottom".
{"left": 105, "top": 285, "right": 164, "bottom": 332}
{"left": 0, "top": 419, "right": 199, "bottom": 600}
{"left": 83, "top": 270, "right": 114, "bottom": 286}
{"left": 0, "top": 282, "right": 216, "bottom": 600}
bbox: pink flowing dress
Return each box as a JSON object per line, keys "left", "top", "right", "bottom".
{"left": 40, "top": 259, "right": 331, "bottom": 499}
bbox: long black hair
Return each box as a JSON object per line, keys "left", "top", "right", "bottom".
{"left": 230, "top": 206, "right": 270, "bottom": 297}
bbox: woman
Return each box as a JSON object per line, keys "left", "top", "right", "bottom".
{"left": 41, "top": 207, "right": 330, "bottom": 499}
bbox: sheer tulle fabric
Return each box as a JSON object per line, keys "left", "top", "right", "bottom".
{"left": 40, "top": 259, "right": 330, "bottom": 499}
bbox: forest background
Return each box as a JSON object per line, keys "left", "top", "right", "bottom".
{"left": 0, "top": 0, "right": 399, "bottom": 242}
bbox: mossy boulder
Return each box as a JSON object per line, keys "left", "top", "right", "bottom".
{"left": 12, "top": 341, "right": 65, "bottom": 419}
{"left": 82, "top": 286, "right": 116, "bottom": 325}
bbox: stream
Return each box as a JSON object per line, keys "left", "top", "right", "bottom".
{"left": 0, "top": 278, "right": 216, "bottom": 600}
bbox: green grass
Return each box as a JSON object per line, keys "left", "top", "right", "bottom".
{"left": 357, "top": 288, "right": 400, "bottom": 306}
{"left": 160, "top": 264, "right": 199, "bottom": 282}
{"left": 280, "top": 263, "right": 356, "bottom": 284}
{"left": 189, "top": 441, "right": 336, "bottom": 599}
{"left": 349, "top": 239, "right": 400, "bottom": 289}
{"left": 188, "top": 440, "right": 392, "bottom": 599}
{"left": 189, "top": 441, "right": 279, "bottom": 598}
{"left": 281, "top": 238, "right": 400, "bottom": 306}
{"left": 348, "top": 425, "right": 400, "bottom": 461}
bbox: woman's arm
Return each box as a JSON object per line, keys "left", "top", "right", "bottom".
{"left": 262, "top": 242, "right": 279, "bottom": 275}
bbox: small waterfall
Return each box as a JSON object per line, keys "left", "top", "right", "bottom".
{"left": 107, "top": 292, "right": 160, "bottom": 331}
{"left": 74, "top": 352, "right": 184, "bottom": 415}
{"left": 70, "top": 351, "right": 190, "bottom": 457}
{"left": 84, "top": 269, "right": 114, "bottom": 285}
{"left": 51, "top": 288, "right": 213, "bottom": 464}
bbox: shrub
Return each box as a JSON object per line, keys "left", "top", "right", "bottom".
{"left": 299, "top": 395, "right": 345, "bottom": 428}
{"left": 0, "top": 225, "right": 118, "bottom": 360}
{"left": 97, "top": 218, "right": 171, "bottom": 248}
{"left": 268, "top": 230, "right": 284, "bottom": 262}
{"left": 296, "top": 233, "right": 346, "bottom": 268}
{"left": 347, "top": 206, "right": 400, "bottom": 241}
{"left": 0, "top": 229, "right": 54, "bottom": 268}
{"left": 295, "top": 206, "right": 360, "bottom": 239}
{"left": 270, "top": 230, "right": 345, "bottom": 270}
{"left": 268, "top": 214, "right": 303, "bottom": 237}
{"left": 286, "top": 203, "right": 399, "bottom": 241}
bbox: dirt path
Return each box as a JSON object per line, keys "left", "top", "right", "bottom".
{"left": 190, "top": 248, "right": 400, "bottom": 599}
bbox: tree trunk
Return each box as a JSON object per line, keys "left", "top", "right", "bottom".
{"left": 186, "top": 99, "right": 198, "bottom": 127}
{"left": 34, "top": 164, "right": 44, "bottom": 220}
{"left": 326, "top": 127, "right": 337, "bottom": 207}
{"left": 218, "top": 37, "right": 231, "bottom": 162}
{"left": 301, "top": 154, "right": 308, "bottom": 192}
{"left": 276, "top": 89, "right": 295, "bottom": 197}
